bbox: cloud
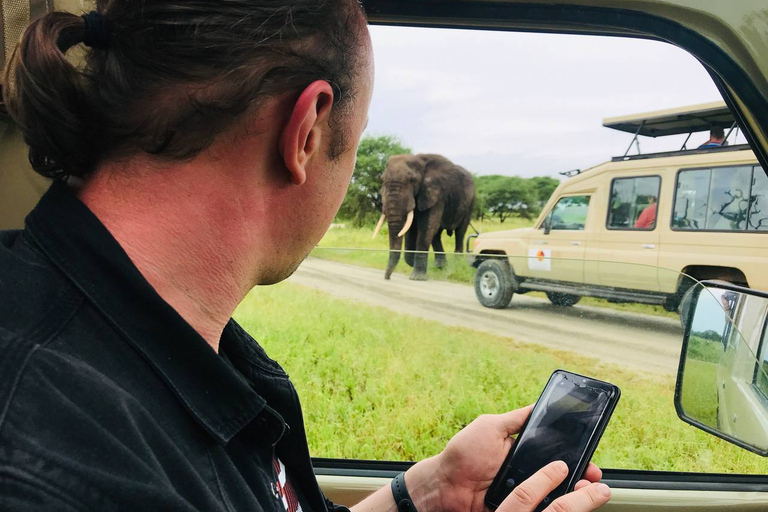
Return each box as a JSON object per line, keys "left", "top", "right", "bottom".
{"left": 365, "top": 26, "right": 730, "bottom": 177}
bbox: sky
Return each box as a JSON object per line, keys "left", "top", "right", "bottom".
{"left": 364, "top": 26, "right": 748, "bottom": 179}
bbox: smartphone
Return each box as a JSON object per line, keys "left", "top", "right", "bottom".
{"left": 485, "top": 370, "right": 620, "bottom": 511}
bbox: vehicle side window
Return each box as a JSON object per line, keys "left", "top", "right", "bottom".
{"left": 548, "top": 195, "right": 590, "bottom": 231}
{"left": 749, "top": 166, "right": 768, "bottom": 230}
{"left": 755, "top": 319, "right": 768, "bottom": 401}
{"left": 607, "top": 176, "right": 661, "bottom": 230}
{"left": 672, "top": 165, "right": 766, "bottom": 231}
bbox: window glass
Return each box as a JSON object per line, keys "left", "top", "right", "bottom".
{"left": 756, "top": 321, "right": 768, "bottom": 401}
{"left": 673, "top": 166, "right": 758, "bottom": 231}
{"left": 749, "top": 166, "right": 768, "bottom": 231}
{"left": 707, "top": 166, "right": 752, "bottom": 230}
{"left": 549, "top": 196, "right": 590, "bottom": 231}
{"left": 608, "top": 176, "right": 660, "bottom": 230}
{"left": 673, "top": 169, "right": 710, "bottom": 229}
{"left": 232, "top": 28, "right": 768, "bottom": 478}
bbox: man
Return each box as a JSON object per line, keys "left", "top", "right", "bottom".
{"left": 0, "top": 1, "right": 609, "bottom": 511}
{"left": 634, "top": 196, "right": 657, "bottom": 229}
{"left": 699, "top": 126, "right": 726, "bottom": 148}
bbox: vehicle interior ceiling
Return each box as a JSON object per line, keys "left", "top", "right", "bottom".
{"left": 2, "top": 1, "right": 768, "bottom": 512}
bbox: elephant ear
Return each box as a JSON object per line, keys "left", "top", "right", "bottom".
{"left": 417, "top": 175, "right": 440, "bottom": 211}
{"left": 415, "top": 156, "right": 444, "bottom": 211}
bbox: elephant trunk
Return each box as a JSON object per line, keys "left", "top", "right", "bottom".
{"left": 384, "top": 219, "right": 405, "bottom": 280}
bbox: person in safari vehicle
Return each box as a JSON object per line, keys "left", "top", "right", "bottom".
{"left": 0, "top": 1, "right": 610, "bottom": 511}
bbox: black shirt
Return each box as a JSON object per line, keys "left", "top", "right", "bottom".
{"left": 0, "top": 182, "right": 338, "bottom": 512}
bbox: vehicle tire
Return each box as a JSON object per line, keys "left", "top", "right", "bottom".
{"left": 475, "top": 259, "right": 515, "bottom": 309}
{"left": 546, "top": 292, "right": 581, "bottom": 307}
{"left": 662, "top": 295, "right": 680, "bottom": 312}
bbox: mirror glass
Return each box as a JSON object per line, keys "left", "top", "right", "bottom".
{"left": 677, "top": 283, "right": 768, "bottom": 455}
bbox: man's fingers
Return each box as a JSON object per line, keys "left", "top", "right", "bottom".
{"left": 497, "top": 404, "right": 534, "bottom": 437}
{"left": 583, "top": 463, "right": 602, "bottom": 483}
{"left": 544, "top": 482, "right": 611, "bottom": 512}
{"left": 498, "top": 460, "right": 568, "bottom": 512}
{"left": 573, "top": 480, "right": 591, "bottom": 492}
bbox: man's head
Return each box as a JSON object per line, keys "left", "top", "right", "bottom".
{"left": 5, "top": 0, "right": 374, "bottom": 287}
{"left": 4, "top": 0, "right": 368, "bottom": 178}
{"left": 710, "top": 126, "right": 725, "bottom": 142}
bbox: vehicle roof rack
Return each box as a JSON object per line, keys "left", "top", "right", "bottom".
{"left": 603, "top": 101, "right": 733, "bottom": 137}
{"left": 610, "top": 143, "right": 751, "bottom": 162}
{"left": 603, "top": 101, "right": 738, "bottom": 157}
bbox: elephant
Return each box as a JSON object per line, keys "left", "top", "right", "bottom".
{"left": 372, "top": 154, "right": 476, "bottom": 280}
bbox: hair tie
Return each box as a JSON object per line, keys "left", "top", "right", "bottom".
{"left": 81, "top": 11, "right": 110, "bottom": 49}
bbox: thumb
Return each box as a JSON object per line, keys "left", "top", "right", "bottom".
{"left": 496, "top": 404, "right": 534, "bottom": 437}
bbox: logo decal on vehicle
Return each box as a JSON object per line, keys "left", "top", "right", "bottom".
{"left": 528, "top": 248, "right": 552, "bottom": 271}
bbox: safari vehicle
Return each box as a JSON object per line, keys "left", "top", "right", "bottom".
{"left": 3, "top": 1, "right": 768, "bottom": 512}
{"left": 470, "top": 102, "right": 768, "bottom": 311}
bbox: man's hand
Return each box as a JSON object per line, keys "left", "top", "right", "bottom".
{"left": 495, "top": 460, "right": 610, "bottom": 512}
{"left": 406, "top": 406, "right": 609, "bottom": 512}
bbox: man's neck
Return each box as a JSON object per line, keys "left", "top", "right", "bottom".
{"left": 77, "top": 160, "right": 261, "bottom": 352}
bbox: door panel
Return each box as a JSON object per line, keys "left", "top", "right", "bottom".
{"left": 317, "top": 475, "right": 768, "bottom": 511}
{"left": 528, "top": 195, "right": 591, "bottom": 283}
{"left": 598, "top": 176, "right": 661, "bottom": 291}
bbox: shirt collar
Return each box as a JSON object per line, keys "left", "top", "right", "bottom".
{"left": 25, "top": 181, "right": 266, "bottom": 445}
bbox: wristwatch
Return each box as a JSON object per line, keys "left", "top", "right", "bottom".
{"left": 391, "top": 472, "right": 418, "bottom": 512}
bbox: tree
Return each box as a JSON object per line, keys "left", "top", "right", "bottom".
{"left": 475, "top": 175, "right": 538, "bottom": 222}
{"left": 337, "top": 135, "right": 411, "bottom": 226}
{"left": 529, "top": 176, "right": 560, "bottom": 209}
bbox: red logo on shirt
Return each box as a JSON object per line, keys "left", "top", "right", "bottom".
{"left": 271, "top": 458, "right": 303, "bottom": 512}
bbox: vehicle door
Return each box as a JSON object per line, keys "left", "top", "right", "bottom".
{"left": 528, "top": 195, "right": 590, "bottom": 284}
{"left": 597, "top": 175, "right": 662, "bottom": 290}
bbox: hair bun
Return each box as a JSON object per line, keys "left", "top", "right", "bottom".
{"left": 81, "top": 11, "right": 110, "bottom": 49}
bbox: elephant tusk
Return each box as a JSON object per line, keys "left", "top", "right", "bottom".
{"left": 398, "top": 210, "right": 414, "bottom": 238}
{"left": 372, "top": 214, "right": 386, "bottom": 239}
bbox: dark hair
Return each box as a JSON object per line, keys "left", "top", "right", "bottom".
{"left": 2, "top": 0, "right": 366, "bottom": 180}
{"left": 711, "top": 126, "right": 725, "bottom": 139}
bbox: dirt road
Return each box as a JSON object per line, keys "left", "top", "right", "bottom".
{"left": 287, "top": 258, "right": 684, "bottom": 375}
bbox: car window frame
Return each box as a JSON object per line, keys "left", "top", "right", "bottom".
{"left": 605, "top": 175, "right": 662, "bottom": 232}
{"left": 670, "top": 164, "right": 768, "bottom": 233}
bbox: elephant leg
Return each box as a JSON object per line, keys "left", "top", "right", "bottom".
{"left": 404, "top": 226, "right": 417, "bottom": 268}
{"left": 432, "top": 230, "right": 446, "bottom": 269}
{"left": 454, "top": 218, "right": 470, "bottom": 254}
{"left": 410, "top": 208, "right": 443, "bottom": 281}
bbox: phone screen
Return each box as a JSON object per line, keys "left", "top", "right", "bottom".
{"left": 486, "top": 371, "right": 618, "bottom": 509}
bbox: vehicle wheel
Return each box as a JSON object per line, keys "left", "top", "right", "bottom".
{"left": 662, "top": 294, "right": 680, "bottom": 312}
{"left": 546, "top": 292, "right": 581, "bottom": 307}
{"left": 475, "top": 259, "right": 515, "bottom": 309}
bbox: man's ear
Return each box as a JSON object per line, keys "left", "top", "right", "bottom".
{"left": 279, "top": 80, "right": 335, "bottom": 186}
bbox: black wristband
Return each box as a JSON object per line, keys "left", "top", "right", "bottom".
{"left": 391, "top": 472, "right": 418, "bottom": 512}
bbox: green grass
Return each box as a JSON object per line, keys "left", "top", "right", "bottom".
{"left": 317, "top": 219, "right": 678, "bottom": 319}
{"left": 234, "top": 282, "right": 768, "bottom": 474}
{"left": 688, "top": 335, "right": 725, "bottom": 365}
{"left": 680, "top": 358, "right": 719, "bottom": 429}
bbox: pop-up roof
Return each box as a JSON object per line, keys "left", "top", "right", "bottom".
{"left": 603, "top": 101, "right": 734, "bottom": 137}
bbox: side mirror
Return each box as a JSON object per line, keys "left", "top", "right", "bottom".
{"left": 675, "top": 281, "right": 768, "bottom": 456}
